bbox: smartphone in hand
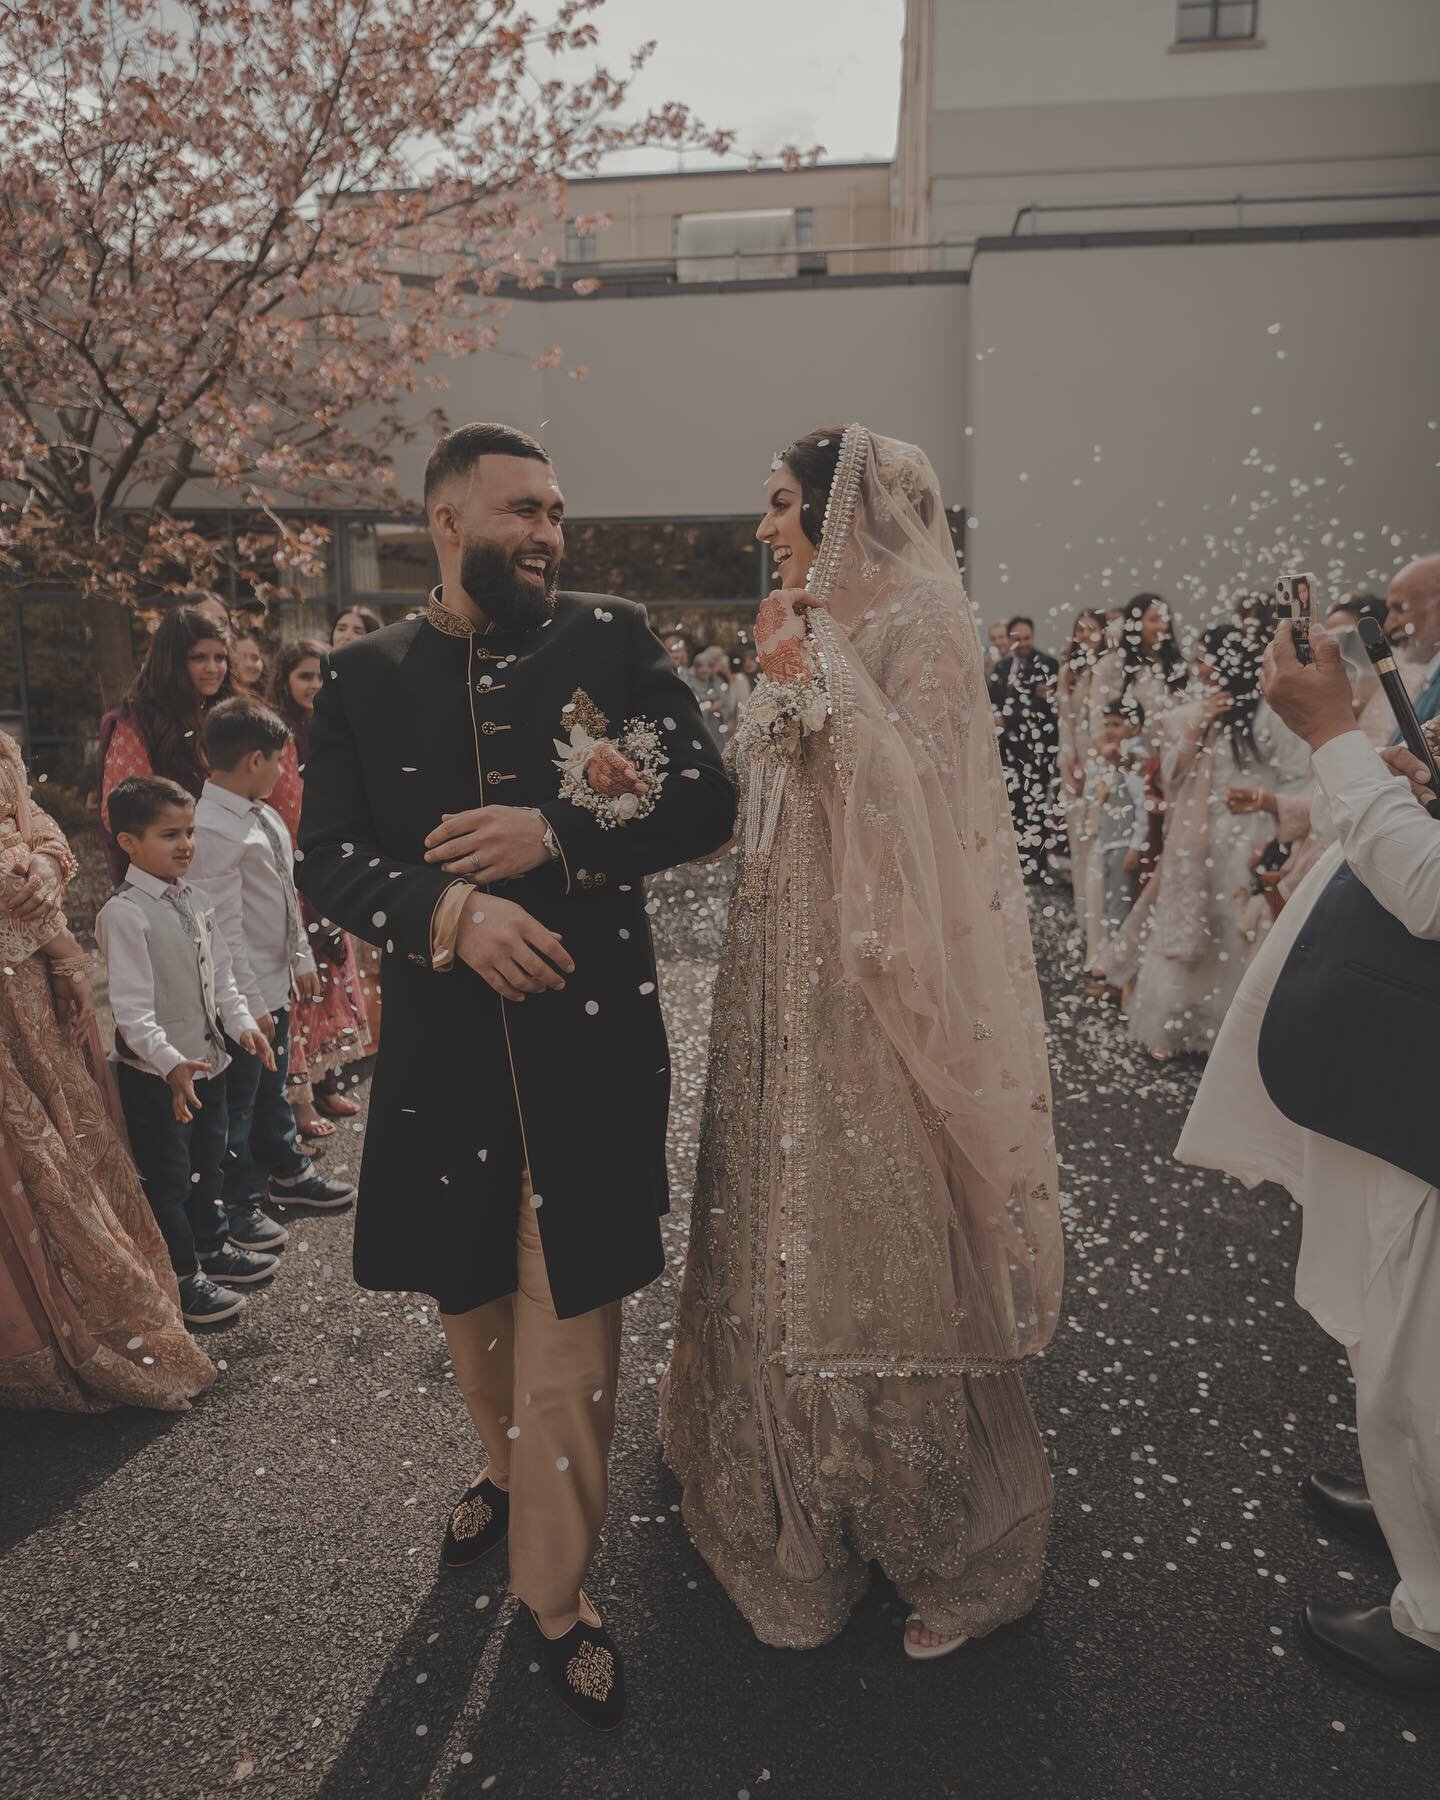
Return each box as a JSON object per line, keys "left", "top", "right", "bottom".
{"left": 1276, "top": 571, "right": 1319, "bottom": 666}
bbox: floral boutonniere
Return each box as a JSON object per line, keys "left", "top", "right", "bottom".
{"left": 553, "top": 718, "right": 668, "bottom": 828}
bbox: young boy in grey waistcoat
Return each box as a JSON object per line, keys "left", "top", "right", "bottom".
{"left": 98, "top": 776, "right": 279, "bottom": 1327}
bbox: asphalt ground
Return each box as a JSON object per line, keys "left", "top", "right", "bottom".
{"left": 2, "top": 871, "right": 1434, "bottom": 1800}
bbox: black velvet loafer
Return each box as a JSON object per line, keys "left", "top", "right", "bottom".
{"left": 1300, "top": 1469, "right": 1391, "bottom": 1554}
{"left": 531, "top": 1594, "right": 625, "bottom": 1731}
{"left": 439, "top": 1476, "right": 510, "bottom": 1570}
{"left": 1298, "top": 1602, "right": 1440, "bottom": 1702}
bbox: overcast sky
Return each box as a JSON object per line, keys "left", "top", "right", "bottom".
{"left": 560, "top": 0, "right": 907, "bottom": 172}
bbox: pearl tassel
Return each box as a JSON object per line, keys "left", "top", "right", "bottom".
{"left": 740, "top": 753, "right": 790, "bottom": 906}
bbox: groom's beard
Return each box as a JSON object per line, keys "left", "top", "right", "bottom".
{"left": 459, "top": 538, "right": 559, "bottom": 634}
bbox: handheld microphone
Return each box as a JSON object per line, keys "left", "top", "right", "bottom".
{"left": 1356, "top": 616, "right": 1440, "bottom": 820}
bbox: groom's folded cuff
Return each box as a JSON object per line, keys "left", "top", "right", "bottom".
{"left": 429, "top": 881, "right": 472, "bottom": 971}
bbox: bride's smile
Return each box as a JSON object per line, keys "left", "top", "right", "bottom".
{"left": 757, "top": 465, "right": 818, "bottom": 588}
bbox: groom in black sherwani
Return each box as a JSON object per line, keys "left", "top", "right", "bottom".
{"left": 296, "top": 423, "right": 735, "bottom": 1727}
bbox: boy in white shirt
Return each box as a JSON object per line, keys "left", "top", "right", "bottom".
{"left": 192, "top": 698, "right": 356, "bottom": 1253}
{"left": 98, "top": 776, "right": 279, "bottom": 1327}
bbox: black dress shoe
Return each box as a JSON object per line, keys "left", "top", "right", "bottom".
{"left": 531, "top": 1595, "right": 625, "bottom": 1731}
{"left": 1300, "top": 1469, "right": 1391, "bottom": 1553}
{"left": 440, "top": 1476, "right": 509, "bottom": 1570}
{"left": 1299, "top": 1603, "right": 1440, "bottom": 1702}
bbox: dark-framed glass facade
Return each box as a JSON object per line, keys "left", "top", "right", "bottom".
{"left": 2, "top": 502, "right": 967, "bottom": 800}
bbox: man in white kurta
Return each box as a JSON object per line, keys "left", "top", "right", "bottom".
{"left": 1177, "top": 621, "right": 1440, "bottom": 1703}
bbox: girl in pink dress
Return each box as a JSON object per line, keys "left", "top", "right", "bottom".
{"left": 97, "top": 606, "right": 234, "bottom": 882}
{"left": 267, "top": 641, "right": 371, "bottom": 1139}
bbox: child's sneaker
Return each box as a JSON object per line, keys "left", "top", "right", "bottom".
{"left": 178, "top": 1273, "right": 247, "bottom": 1325}
{"left": 226, "top": 1204, "right": 289, "bottom": 1251}
{"left": 269, "top": 1170, "right": 357, "bottom": 1210}
{"left": 199, "top": 1243, "right": 278, "bottom": 1286}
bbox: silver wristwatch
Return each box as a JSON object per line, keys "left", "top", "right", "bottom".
{"left": 531, "top": 810, "right": 561, "bottom": 862}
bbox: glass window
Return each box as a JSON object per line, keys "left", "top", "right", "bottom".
{"left": 565, "top": 221, "right": 600, "bottom": 263}
{"left": 645, "top": 603, "right": 763, "bottom": 656}
{"left": 561, "top": 519, "right": 764, "bottom": 604}
{"left": 1216, "top": 0, "right": 1258, "bottom": 36}
{"left": 345, "top": 520, "right": 438, "bottom": 595}
{"left": 232, "top": 513, "right": 336, "bottom": 608}
{"left": 17, "top": 597, "right": 121, "bottom": 795}
{"left": 1176, "top": 0, "right": 1258, "bottom": 41}
{"left": 795, "top": 208, "right": 815, "bottom": 250}
{"left": 0, "top": 602, "right": 22, "bottom": 731}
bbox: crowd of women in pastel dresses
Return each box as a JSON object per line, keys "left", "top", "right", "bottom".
{"left": 984, "top": 585, "right": 1419, "bottom": 1061}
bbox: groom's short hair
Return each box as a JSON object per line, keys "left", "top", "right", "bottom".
{"left": 424, "top": 423, "right": 550, "bottom": 504}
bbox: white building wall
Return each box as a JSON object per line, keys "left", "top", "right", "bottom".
{"left": 383, "top": 282, "right": 971, "bottom": 521}
{"left": 932, "top": 0, "right": 1440, "bottom": 109}
{"left": 921, "top": 0, "right": 1440, "bottom": 251}
{"left": 964, "top": 234, "right": 1440, "bottom": 642}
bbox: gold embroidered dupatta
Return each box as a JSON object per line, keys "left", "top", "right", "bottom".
{"left": 734, "top": 425, "right": 1063, "bottom": 1379}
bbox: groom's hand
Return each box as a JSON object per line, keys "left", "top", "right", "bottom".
{"left": 455, "top": 895, "right": 573, "bottom": 1002}
{"left": 424, "top": 806, "right": 550, "bottom": 883}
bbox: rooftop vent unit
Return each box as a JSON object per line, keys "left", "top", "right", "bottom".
{"left": 673, "top": 209, "right": 817, "bottom": 282}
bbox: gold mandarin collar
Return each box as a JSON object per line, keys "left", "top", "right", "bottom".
{"left": 425, "top": 586, "right": 488, "bottom": 639}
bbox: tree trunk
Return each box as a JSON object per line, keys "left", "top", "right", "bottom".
{"left": 89, "top": 598, "right": 137, "bottom": 711}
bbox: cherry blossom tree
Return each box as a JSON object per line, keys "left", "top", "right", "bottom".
{"left": 0, "top": 0, "right": 737, "bottom": 697}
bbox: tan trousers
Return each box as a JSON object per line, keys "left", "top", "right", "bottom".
{"left": 440, "top": 1179, "right": 622, "bottom": 1617}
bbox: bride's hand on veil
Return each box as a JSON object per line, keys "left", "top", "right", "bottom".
{"left": 756, "top": 589, "right": 819, "bottom": 685}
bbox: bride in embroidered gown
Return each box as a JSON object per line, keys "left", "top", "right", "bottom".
{"left": 663, "top": 426, "right": 1063, "bottom": 1655}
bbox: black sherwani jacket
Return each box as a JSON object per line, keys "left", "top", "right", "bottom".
{"left": 295, "top": 592, "right": 736, "bottom": 1318}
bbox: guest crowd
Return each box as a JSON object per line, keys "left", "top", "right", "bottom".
{"left": 987, "top": 558, "right": 1440, "bottom": 1061}
{"left": 1, "top": 600, "right": 387, "bottom": 1409}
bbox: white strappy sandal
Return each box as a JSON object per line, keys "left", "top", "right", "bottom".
{"left": 903, "top": 1618, "right": 969, "bottom": 1661}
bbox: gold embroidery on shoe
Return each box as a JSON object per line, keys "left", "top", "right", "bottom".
{"left": 563, "top": 688, "right": 610, "bottom": 738}
{"left": 451, "top": 1494, "right": 493, "bottom": 1541}
{"left": 566, "top": 1639, "right": 615, "bottom": 1701}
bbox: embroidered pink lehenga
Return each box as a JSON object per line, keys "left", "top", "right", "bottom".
{"left": 0, "top": 736, "right": 213, "bottom": 1413}
{"left": 664, "top": 428, "right": 1063, "bottom": 1647}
